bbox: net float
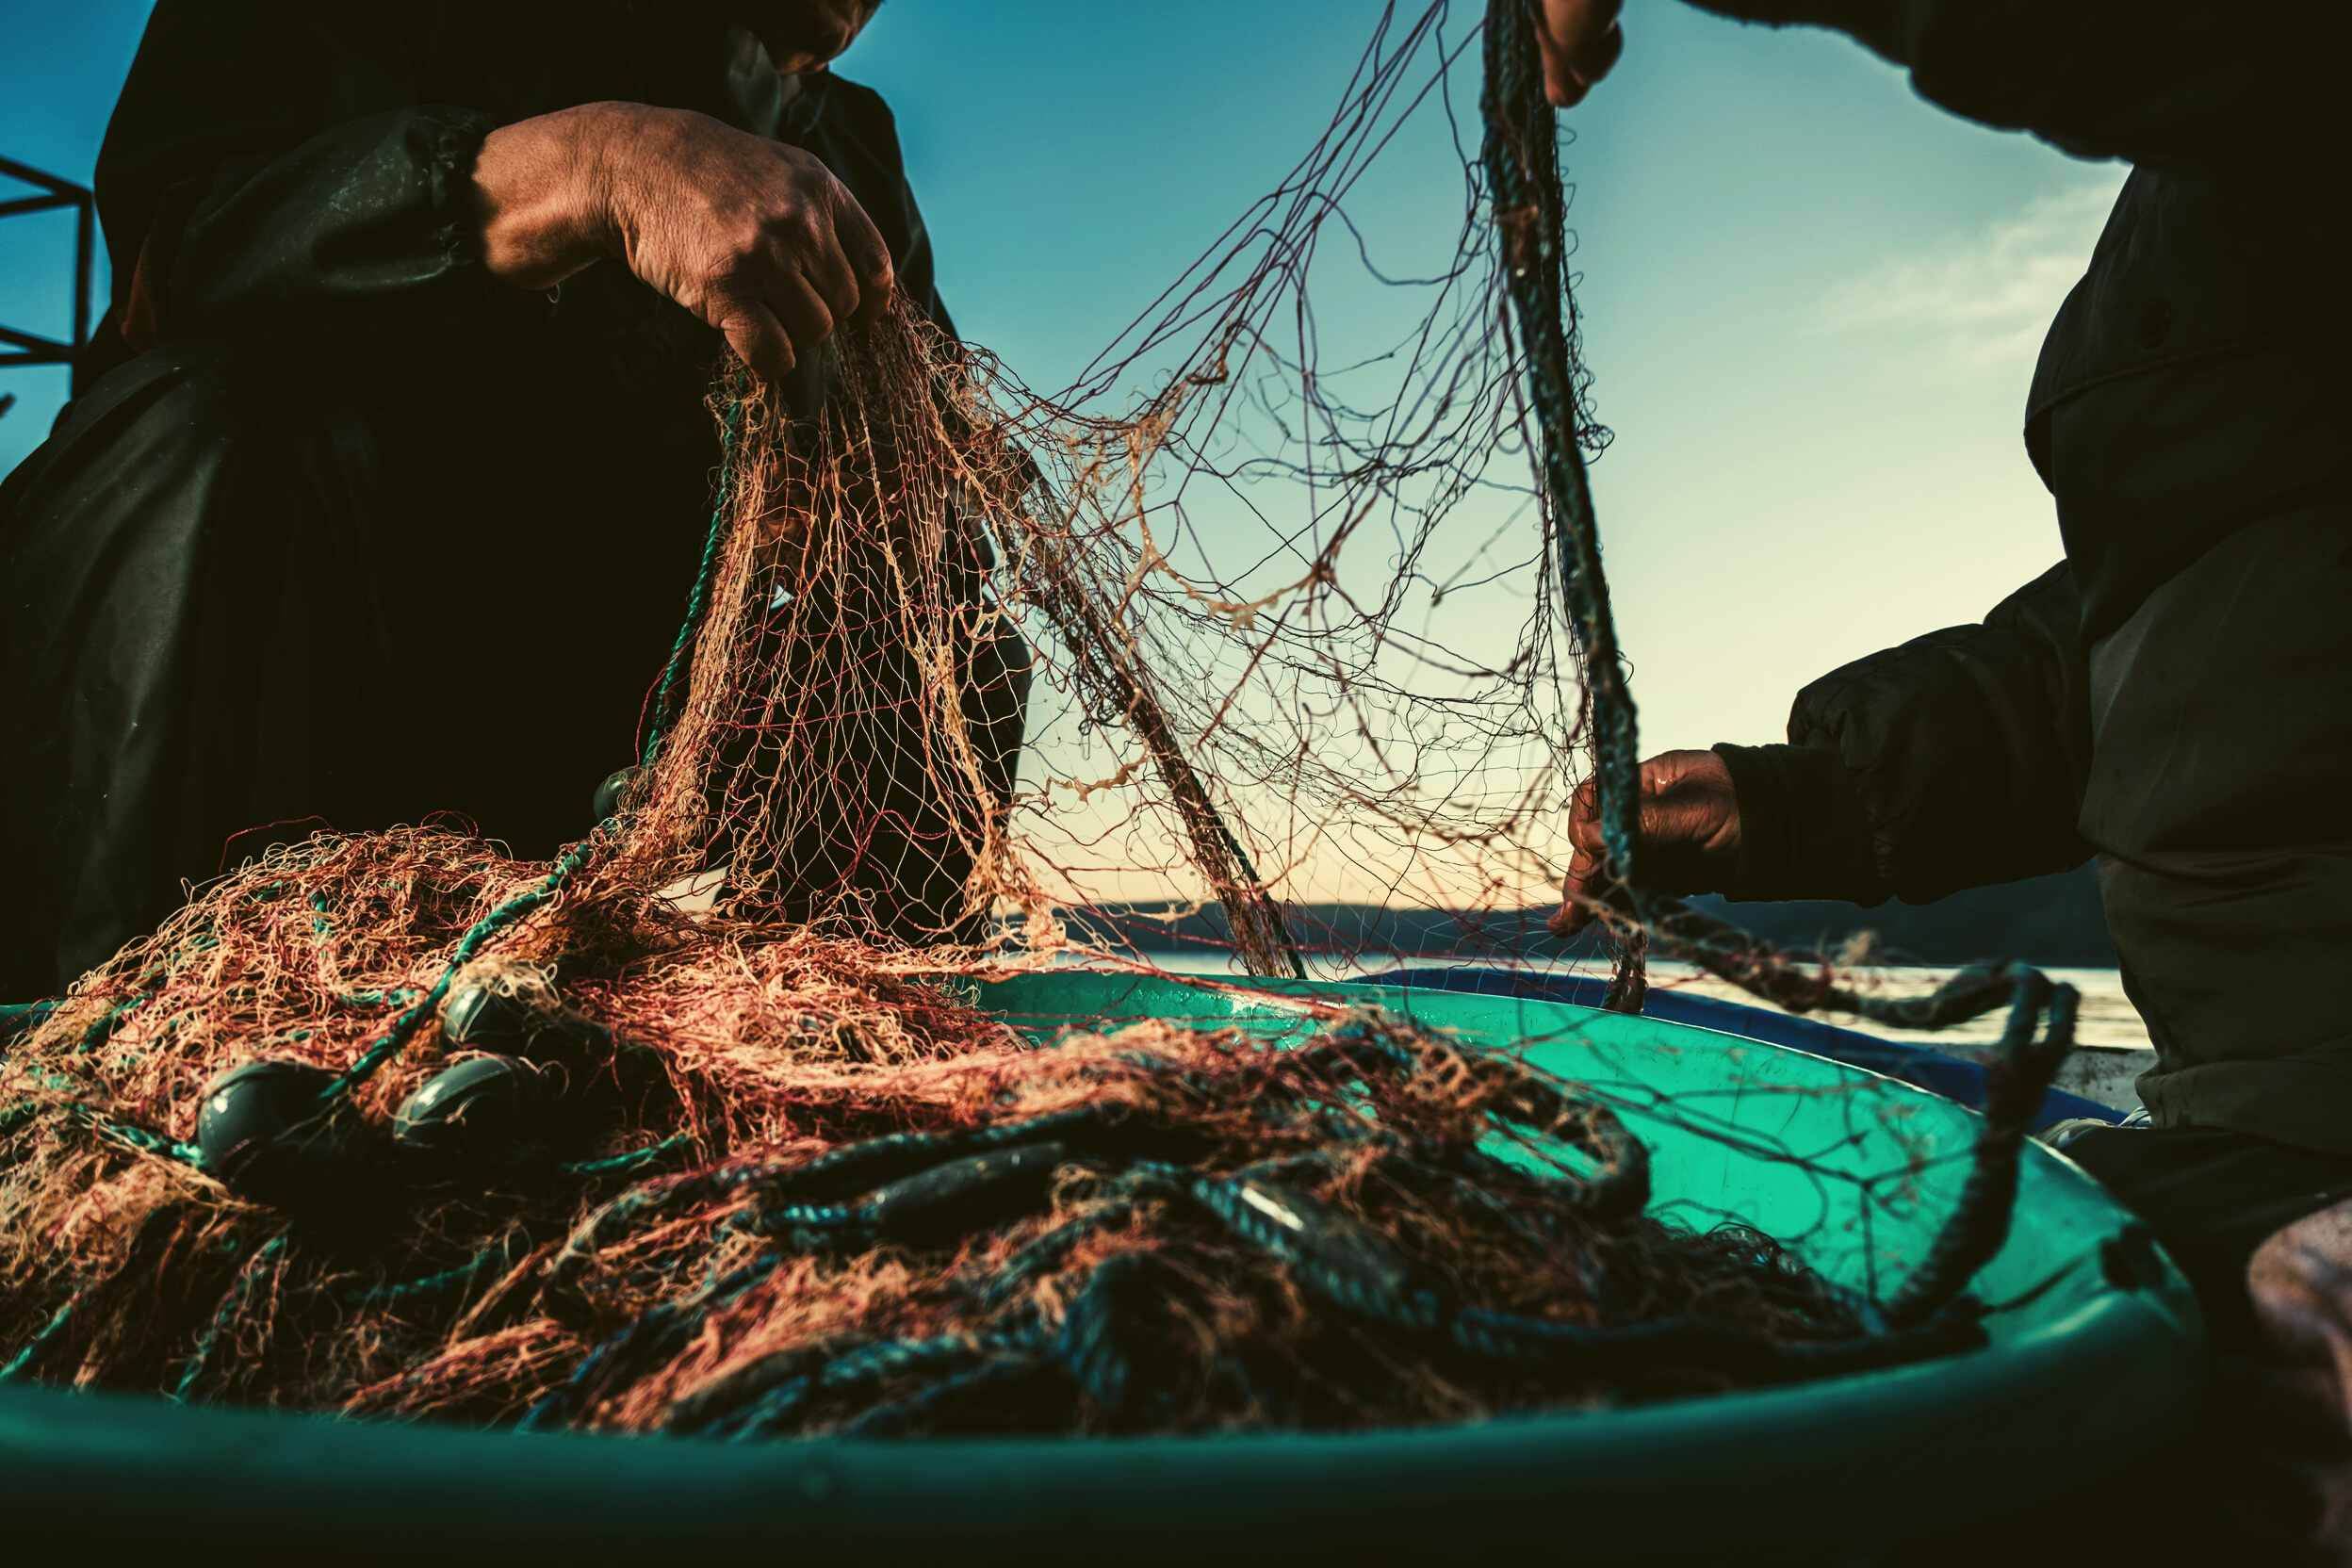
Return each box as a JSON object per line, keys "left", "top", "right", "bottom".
{"left": 591, "top": 766, "right": 638, "bottom": 825}
{"left": 443, "top": 978, "right": 611, "bottom": 1063}
{"left": 194, "top": 1060, "right": 371, "bottom": 1205}
{"left": 392, "top": 1054, "right": 551, "bottom": 1165}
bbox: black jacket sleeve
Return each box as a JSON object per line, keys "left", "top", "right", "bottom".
{"left": 1689, "top": 0, "right": 2352, "bottom": 166}
{"left": 88, "top": 2, "right": 545, "bottom": 375}
{"left": 155, "top": 106, "right": 537, "bottom": 347}
{"left": 1714, "top": 563, "right": 2095, "bottom": 905}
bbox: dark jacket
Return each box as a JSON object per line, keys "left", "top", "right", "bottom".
{"left": 76, "top": 0, "right": 952, "bottom": 480}
{"left": 0, "top": 3, "right": 960, "bottom": 996}
{"left": 1690, "top": 1, "right": 2352, "bottom": 1152}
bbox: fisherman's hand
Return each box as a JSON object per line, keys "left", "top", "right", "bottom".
{"left": 1549, "top": 748, "right": 1740, "bottom": 936}
{"left": 470, "top": 103, "right": 894, "bottom": 383}
{"left": 1537, "top": 0, "right": 1625, "bottom": 106}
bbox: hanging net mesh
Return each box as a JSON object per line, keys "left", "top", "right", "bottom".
{"left": 0, "top": 0, "right": 2075, "bottom": 1432}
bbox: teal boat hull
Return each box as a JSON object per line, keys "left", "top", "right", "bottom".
{"left": 0, "top": 972, "right": 2201, "bottom": 1563}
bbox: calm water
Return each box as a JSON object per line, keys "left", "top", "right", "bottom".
{"left": 1110, "top": 950, "right": 2153, "bottom": 1111}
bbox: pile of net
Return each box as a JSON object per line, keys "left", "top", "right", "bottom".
{"left": 0, "top": 0, "right": 2070, "bottom": 1438}
{"left": 0, "top": 821, "right": 1991, "bottom": 1431}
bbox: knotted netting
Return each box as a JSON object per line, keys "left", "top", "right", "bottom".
{"left": 0, "top": 0, "right": 2080, "bottom": 1433}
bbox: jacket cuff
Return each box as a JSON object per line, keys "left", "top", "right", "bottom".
{"left": 1711, "top": 742, "right": 1883, "bottom": 904}
{"left": 422, "top": 109, "right": 495, "bottom": 262}
{"left": 421, "top": 108, "right": 562, "bottom": 328}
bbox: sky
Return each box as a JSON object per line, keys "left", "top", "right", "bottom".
{"left": 0, "top": 0, "right": 2121, "bottom": 773}
{"left": 840, "top": 0, "right": 2121, "bottom": 755}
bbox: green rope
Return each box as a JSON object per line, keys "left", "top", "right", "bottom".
{"left": 75, "top": 990, "right": 154, "bottom": 1052}
{"left": 341, "top": 1235, "right": 520, "bottom": 1311}
{"left": 315, "top": 835, "right": 601, "bottom": 1103}
{"left": 0, "top": 1293, "right": 80, "bottom": 1382}
{"left": 562, "top": 1131, "right": 696, "bottom": 1180}
{"left": 66, "top": 1101, "right": 204, "bottom": 1166}
{"left": 8, "top": 1074, "right": 204, "bottom": 1168}
{"left": 643, "top": 389, "right": 748, "bottom": 770}
{"left": 174, "top": 1230, "right": 288, "bottom": 1400}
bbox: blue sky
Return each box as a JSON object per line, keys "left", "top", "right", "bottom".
{"left": 1, "top": 0, "right": 2120, "bottom": 763}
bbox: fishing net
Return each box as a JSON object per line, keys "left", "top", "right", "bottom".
{"left": 0, "top": 0, "right": 2078, "bottom": 1430}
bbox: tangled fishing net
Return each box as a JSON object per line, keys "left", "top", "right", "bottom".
{"left": 0, "top": 0, "right": 2076, "bottom": 1432}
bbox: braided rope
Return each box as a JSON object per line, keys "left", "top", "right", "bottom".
{"left": 0, "top": 1293, "right": 81, "bottom": 1382}
{"left": 642, "top": 391, "right": 748, "bottom": 768}
{"left": 174, "top": 1229, "right": 289, "bottom": 1400}
{"left": 1481, "top": 0, "right": 1645, "bottom": 1011}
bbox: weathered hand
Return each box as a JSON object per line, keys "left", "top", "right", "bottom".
{"left": 1549, "top": 748, "right": 1741, "bottom": 936}
{"left": 1536, "top": 0, "right": 1625, "bottom": 106}
{"left": 470, "top": 102, "right": 894, "bottom": 383}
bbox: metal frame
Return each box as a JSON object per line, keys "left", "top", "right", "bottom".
{"left": 0, "top": 155, "right": 96, "bottom": 368}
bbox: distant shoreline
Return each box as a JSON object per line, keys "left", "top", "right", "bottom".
{"left": 1070, "top": 863, "right": 2117, "bottom": 971}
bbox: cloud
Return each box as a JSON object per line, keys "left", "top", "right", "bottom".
{"left": 1817, "top": 179, "right": 2124, "bottom": 377}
